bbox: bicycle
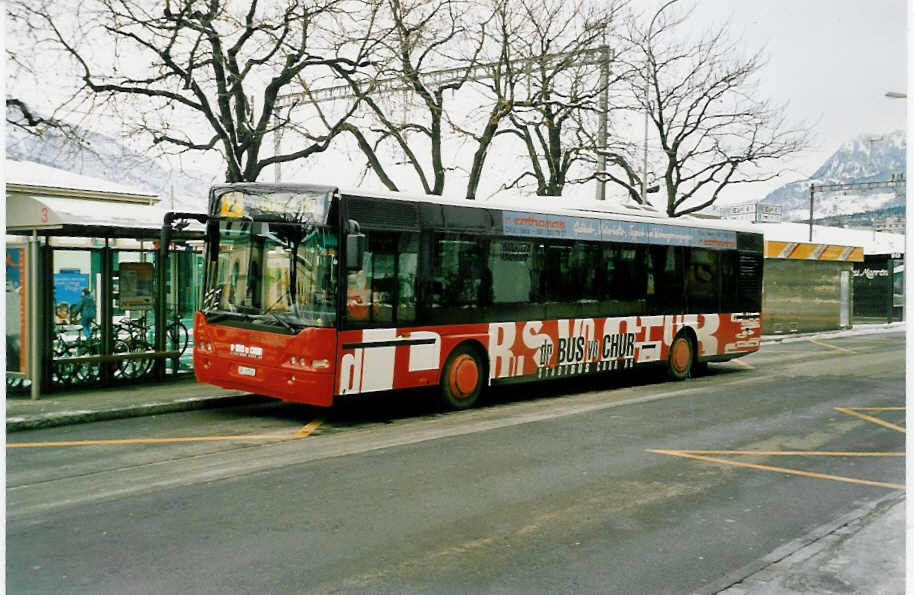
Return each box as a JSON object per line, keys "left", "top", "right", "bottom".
{"left": 52, "top": 321, "right": 102, "bottom": 386}
{"left": 166, "top": 315, "right": 190, "bottom": 357}
{"left": 113, "top": 316, "right": 155, "bottom": 379}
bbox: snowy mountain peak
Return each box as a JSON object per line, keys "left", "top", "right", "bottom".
{"left": 759, "top": 130, "right": 905, "bottom": 222}
{"left": 811, "top": 130, "right": 905, "bottom": 182}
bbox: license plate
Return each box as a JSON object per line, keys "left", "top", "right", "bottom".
{"left": 238, "top": 365, "right": 256, "bottom": 377}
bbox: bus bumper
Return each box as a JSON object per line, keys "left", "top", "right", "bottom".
{"left": 194, "top": 352, "right": 335, "bottom": 407}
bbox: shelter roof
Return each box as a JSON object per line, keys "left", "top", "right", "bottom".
{"left": 6, "top": 158, "right": 159, "bottom": 204}
{"left": 5, "top": 160, "right": 204, "bottom": 239}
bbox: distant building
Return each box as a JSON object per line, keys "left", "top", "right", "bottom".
{"left": 718, "top": 202, "right": 782, "bottom": 223}
{"left": 752, "top": 222, "right": 904, "bottom": 333}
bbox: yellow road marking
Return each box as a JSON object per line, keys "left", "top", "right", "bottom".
{"left": 732, "top": 359, "right": 754, "bottom": 369}
{"left": 662, "top": 449, "right": 904, "bottom": 457}
{"left": 9, "top": 418, "right": 326, "bottom": 448}
{"left": 836, "top": 407, "right": 905, "bottom": 433}
{"left": 296, "top": 418, "right": 324, "bottom": 437}
{"left": 9, "top": 435, "right": 295, "bottom": 448}
{"left": 809, "top": 338, "right": 856, "bottom": 354}
{"left": 649, "top": 449, "right": 904, "bottom": 490}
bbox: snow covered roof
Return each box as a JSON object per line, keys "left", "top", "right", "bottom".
{"left": 753, "top": 221, "right": 904, "bottom": 255}
{"left": 5, "top": 158, "right": 158, "bottom": 204}
{"left": 4, "top": 159, "right": 209, "bottom": 238}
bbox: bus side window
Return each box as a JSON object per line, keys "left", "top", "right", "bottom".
{"left": 346, "top": 231, "right": 417, "bottom": 325}
{"left": 346, "top": 245, "right": 372, "bottom": 322}
{"left": 719, "top": 252, "right": 739, "bottom": 313}
{"left": 397, "top": 233, "right": 419, "bottom": 322}
{"left": 427, "top": 233, "right": 488, "bottom": 323}
{"left": 648, "top": 246, "right": 684, "bottom": 315}
{"left": 686, "top": 249, "right": 718, "bottom": 313}
{"left": 371, "top": 251, "right": 395, "bottom": 323}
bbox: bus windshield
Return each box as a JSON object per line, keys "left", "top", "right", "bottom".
{"left": 204, "top": 218, "right": 338, "bottom": 329}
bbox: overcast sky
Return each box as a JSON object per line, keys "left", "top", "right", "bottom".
{"left": 674, "top": 0, "right": 907, "bottom": 202}
{"left": 7, "top": 1, "right": 908, "bottom": 206}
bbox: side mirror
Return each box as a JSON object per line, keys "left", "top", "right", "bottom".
{"left": 346, "top": 232, "right": 366, "bottom": 271}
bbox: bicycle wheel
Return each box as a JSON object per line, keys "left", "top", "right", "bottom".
{"left": 113, "top": 339, "right": 131, "bottom": 379}
{"left": 131, "top": 339, "right": 156, "bottom": 378}
{"left": 167, "top": 321, "right": 189, "bottom": 355}
{"left": 71, "top": 340, "right": 100, "bottom": 384}
{"left": 52, "top": 343, "right": 78, "bottom": 386}
{"left": 114, "top": 339, "right": 151, "bottom": 379}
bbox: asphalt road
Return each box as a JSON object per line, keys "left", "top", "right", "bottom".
{"left": 7, "top": 331, "right": 905, "bottom": 594}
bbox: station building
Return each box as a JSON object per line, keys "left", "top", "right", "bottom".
{"left": 755, "top": 222, "right": 904, "bottom": 335}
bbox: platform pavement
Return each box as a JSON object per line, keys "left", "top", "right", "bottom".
{"left": 3, "top": 322, "right": 906, "bottom": 594}
{"left": 5, "top": 375, "right": 266, "bottom": 433}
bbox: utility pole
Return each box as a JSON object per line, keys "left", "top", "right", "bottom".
{"left": 594, "top": 44, "right": 610, "bottom": 201}
{"left": 808, "top": 184, "right": 815, "bottom": 241}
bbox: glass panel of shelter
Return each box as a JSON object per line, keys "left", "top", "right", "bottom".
{"left": 112, "top": 249, "right": 158, "bottom": 382}
{"left": 164, "top": 246, "right": 203, "bottom": 372}
{"left": 50, "top": 247, "right": 103, "bottom": 389}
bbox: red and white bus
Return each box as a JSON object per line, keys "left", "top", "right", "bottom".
{"left": 194, "top": 184, "right": 763, "bottom": 409}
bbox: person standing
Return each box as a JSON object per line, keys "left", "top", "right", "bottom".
{"left": 74, "top": 287, "right": 96, "bottom": 339}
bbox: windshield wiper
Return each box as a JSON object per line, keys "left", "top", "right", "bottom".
{"left": 205, "top": 309, "right": 255, "bottom": 323}
{"left": 259, "top": 294, "right": 299, "bottom": 333}
{"left": 260, "top": 310, "right": 298, "bottom": 333}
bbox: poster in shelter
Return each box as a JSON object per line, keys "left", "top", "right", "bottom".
{"left": 119, "top": 262, "right": 155, "bottom": 310}
{"left": 6, "top": 248, "right": 27, "bottom": 373}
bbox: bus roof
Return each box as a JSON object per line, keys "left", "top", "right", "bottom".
{"left": 337, "top": 185, "right": 762, "bottom": 236}
{"left": 210, "top": 181, "right": 762, "bottom": 237}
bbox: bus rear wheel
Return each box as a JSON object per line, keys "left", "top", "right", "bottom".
{"left": 440, "top": 344, "right": 484, "bottom": 410}
{"left": 667, "top": 333, "right": 694, "bottom": 381}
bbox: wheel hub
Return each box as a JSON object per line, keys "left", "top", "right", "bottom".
{"left": 671, "top": 338, "right": 691, "bottom": 372}
{"left": 449, "top": 354, "right": 479, "bottom": 398}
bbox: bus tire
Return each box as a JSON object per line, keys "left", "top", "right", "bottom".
{"left": 667, "top": 332, "right": 694, "bottom": 381}
{"left": 440, "top": 344, "right": 485, "bottom": 410}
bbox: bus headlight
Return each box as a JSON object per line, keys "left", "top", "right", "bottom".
{"left": 311, "top": 359, "right": 330, "bottom": 369}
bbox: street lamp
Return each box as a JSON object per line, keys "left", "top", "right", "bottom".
{"left": 885, "top": 91, "right": 907, "bottom": 99}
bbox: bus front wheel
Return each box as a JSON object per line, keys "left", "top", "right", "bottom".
{"left": 440, "top": 344, "right": 485, "bottom": 410}
{"left": 667, "top": 333, "right": 694, "bottom": 381}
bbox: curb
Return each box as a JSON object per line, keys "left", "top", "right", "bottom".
{"left": 6, "top": 393, "right": 270, "bottom": 433}
{"left": 760, "top": 322, "right": 904, "bottom": 345}
{"left": 694, "top": 492, "right": 904, "bottom": 595}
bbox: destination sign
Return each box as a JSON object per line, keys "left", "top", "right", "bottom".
{"left": 502, "top": 211, "right": 737, "bottom": 250}
{"left": 213, "top": 186, "right": 335, "bottom": 225}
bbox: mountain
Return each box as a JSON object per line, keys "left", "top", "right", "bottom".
{"left": 758, "top": 130, "right": 906, "bottom": 223}
{"left": 5, "top": 124, "right": 219, "bottom": 212}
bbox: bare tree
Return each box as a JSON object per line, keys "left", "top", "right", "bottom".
{"left": 324, "top": 0, "right": 487, "bottom": 195}
{"left": 283, "top": 0, "right": 622, "bottom": 200}
{"left": 495, "top": 0, "right": 625, "bottom": 197}
{"left": 606, "top": 0, "right": 807, "bottom": 216}
{"left": 458, "top": 0, "right": 519, "bottom": 200}
{"left": 24, "top": 0, "right": 383, "bottom": 183}
{"left": 6, "top": 1, "right": 80, "bottom": 138}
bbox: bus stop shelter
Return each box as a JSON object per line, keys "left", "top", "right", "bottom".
{"left": 6, "top": 160, "right": 205, "bottom": 399}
